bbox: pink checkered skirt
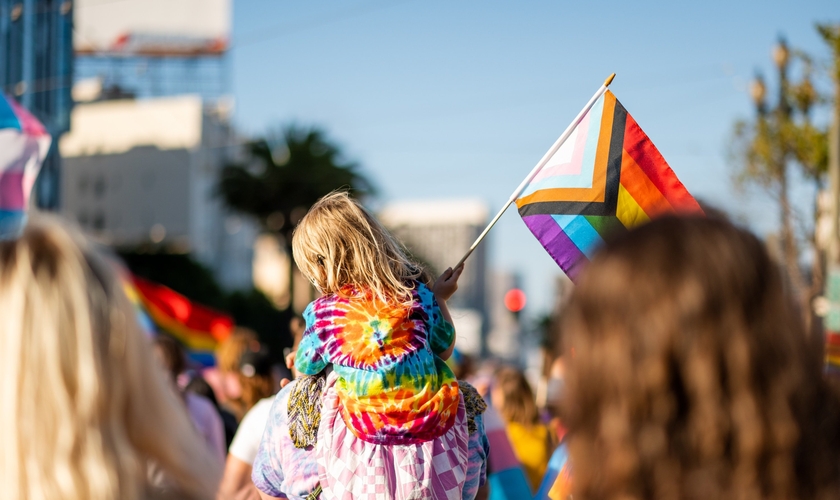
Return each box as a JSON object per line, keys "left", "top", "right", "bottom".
{"left": 316, "top": 372, "right": 469, "bottom": 499}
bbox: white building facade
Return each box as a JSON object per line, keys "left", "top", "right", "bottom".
{"left": 59, "top": 94, "right": 256, "bottom": 290}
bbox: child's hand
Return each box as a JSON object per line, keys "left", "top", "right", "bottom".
{"left": 285, "top": 351, "right": 298, "bottom": 378}
{"left": 433, "top": 264, "right": 464, "bottom": 301}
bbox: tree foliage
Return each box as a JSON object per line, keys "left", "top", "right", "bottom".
{"left": 730, "top": 34, "right": 834, "bottom": 322}
{"left": 219, "top": 125, "right": 374, "bottom": 245}
{"left": 731, "top": 61, "right": 827, "bottom": 193}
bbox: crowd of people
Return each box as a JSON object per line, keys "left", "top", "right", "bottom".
{"left": 3, "top": 192, "right": 840, "bottom": 499}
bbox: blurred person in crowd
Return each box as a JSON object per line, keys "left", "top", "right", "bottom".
{"left": 154, "top": 336, "right": 227, "bottom": 466}
{"left": 235, "top": 342, "right": 276, "bottom": 418}
{"left": 218, "top": 345, "right": 276, "bottom": 500}
{"left": 445, "top": 356, "right": 532, "bottom": 498}
{"left": 559, "top": 215, "right": 840, "bottom": 500}
{"left": 0, "top": 216, "right": 220, "bottom": 499}
{"left": 208, "top": 328, "right": 261, "bottom": 420}
{"left": 491, "top": 366, "right": 555, "bottom": 493}
{"left": 534, "top": 356, "right": 572, "bottom": 500}
{"left": 186, "top": 375, "right": 240, "bottom": 450}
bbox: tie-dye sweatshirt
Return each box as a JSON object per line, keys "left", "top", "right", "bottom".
{"left": 294, "top": 281, "right": 459, "bottom": 445}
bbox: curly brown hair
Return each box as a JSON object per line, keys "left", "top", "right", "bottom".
{"left": 562, "top": 216, "right": 840, "bottom": 500}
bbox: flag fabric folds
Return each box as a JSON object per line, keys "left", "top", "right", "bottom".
{"left": 534, "top": 441, "right": 572, "bottom": 500}
{"left": 131, "top": 275, "right": 234, "bottom": 366}
{"left": 0, "top": 94, "right": 51, "bottom": 238}
{"left": 516, "top": 90, "right": 702, "bottom": 280}
{"left": 483, "top": 406, "right": 534, "bottom": 500}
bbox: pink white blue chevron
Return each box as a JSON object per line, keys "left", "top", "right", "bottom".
{"left": 516, "top": 90, "right": 703, "bottom": 281}
{"left": 0, "top": 94, "right": 51, "bottom": 238}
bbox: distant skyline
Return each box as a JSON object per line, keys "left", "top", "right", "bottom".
{"left": 230, "top": 0, "right": 838, "bottom": 316}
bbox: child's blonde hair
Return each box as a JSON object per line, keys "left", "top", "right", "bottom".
{"left": 292, "top": 191, "right": 426, "bottom": 305}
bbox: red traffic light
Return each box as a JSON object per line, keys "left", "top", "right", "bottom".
{"left": 504, "top": 288, "right": 526, "bottom": 313}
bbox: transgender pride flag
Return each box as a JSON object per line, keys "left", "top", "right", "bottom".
{"left": 516, "top": 90, "right": 702, "bottom": 280}
{"left": 0, "top": 94, "right": 51, "bottom": 238}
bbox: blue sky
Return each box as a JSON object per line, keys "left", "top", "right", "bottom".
{"left": 230, "top": 0, "right": 838, "bottom": 316}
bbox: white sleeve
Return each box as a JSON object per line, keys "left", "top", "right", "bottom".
{"left": 228, "top": 398, "right": 274, "bottom": 464}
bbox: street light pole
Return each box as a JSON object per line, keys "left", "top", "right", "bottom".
{"left": 828, "top": 56, "right": 840, "bottom": 268}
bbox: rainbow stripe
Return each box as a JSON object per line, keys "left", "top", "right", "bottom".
{"left": 536, "top": 442, "right": 571, "bottom": 500}
{"left": 132, "top": 276, "right": 234, "bottom": 366}
{"left": 516, "top": 90, "right": 702, "bottom": 280}
{"left": 0, "top": 94, "right": 51, "bottom": 238}
{"left": 123, "top": 278, "right": 157, "bottom": 337}
{"left": 825, "top": 332, "right": 840, "bottom": 378}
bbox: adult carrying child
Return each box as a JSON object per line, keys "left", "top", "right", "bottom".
{"left": 277, "top": 191, "right": 478, "bottom": 499}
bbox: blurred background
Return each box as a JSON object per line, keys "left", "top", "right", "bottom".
{"left": 2, "top": 0, "right": 838, "bottom": 393}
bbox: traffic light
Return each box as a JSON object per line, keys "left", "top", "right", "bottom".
{"left": 504, "top": 288, "right": 526, "bottom": 318}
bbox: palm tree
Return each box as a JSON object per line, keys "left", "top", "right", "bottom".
{"left": 219, "top": 125, "right": 374, "bottom": 308}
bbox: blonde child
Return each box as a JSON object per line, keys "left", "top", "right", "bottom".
{"left": 291, "top": 191, "right": 469, "bottom": 497}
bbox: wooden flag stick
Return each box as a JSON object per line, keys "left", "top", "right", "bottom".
{"left": 452, "top": 73, "right": 616, "bottom": 269}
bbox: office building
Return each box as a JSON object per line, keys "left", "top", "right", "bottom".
{"left": 0, "top": 0, "right": 74, "bottom": 209}
{"left": 380, "top": 199, "right": 489, "bottom": 356}
{"left": 59, "top": 94, "right": 256, "bottom": 290}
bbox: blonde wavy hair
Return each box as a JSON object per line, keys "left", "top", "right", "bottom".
{"left": 292, "top": 191, "right": 428, "bottom": 305}
{"left": 562, "top": 216, "right": 840, "bottom": 500}
{"left": 0, "top": 216, "right": 220, "bottom": 500}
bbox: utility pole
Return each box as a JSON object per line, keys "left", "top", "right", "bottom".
{"left": 828, "top": 44, "right": 840, "bottom": 269}
{"left": 750, "top": 39, "right": 806, "bottom": 300}
{"left": 822, "top": 26, "right": 840, "bottom": 337}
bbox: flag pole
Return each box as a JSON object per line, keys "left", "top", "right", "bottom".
{"left": 452, "top": 73, "right": 616, "bottom": 269}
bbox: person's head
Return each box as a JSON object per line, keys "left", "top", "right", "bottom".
{"left": 215, "top": 327, "right": 258, "bottom": 374}
{"left": 0, "top": 216, "right": 220, "bottom": 499}
{"left": 153, "top": 335, "right": 187, "bottom": 384}
{"left": 562, "top": 215, "right": 839, "bottom": 500}
{"left": 492, "top": 366, "right": 541, "bottom": 428}
{"left": 236, "top": 342, "right": 275, "bottom": 412}
{"left": 292, "top": 190, "right": 427, "bottom": 304}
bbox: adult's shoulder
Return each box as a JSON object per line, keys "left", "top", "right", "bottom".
{"left": 271, "top": 380, "right": 297, "bottom": 409}
{"left": 242, "top": 396, "right": 275, "bottom": 424}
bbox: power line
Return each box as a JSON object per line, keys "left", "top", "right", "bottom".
{"left": 231, "top": 0, "right": 416, "bottom": 49}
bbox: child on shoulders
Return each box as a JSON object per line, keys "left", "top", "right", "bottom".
{"left": 290, "top": 191, "right": 470, "bottom": 497}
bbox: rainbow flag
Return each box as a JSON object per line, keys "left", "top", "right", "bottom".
{"left": 516, "top": 90, "right": 702, "bottom": 280}
{"left": 122, "top": 277, "right": 157, "bottom": 337}
{"left": 132, "top": 276, "right": 234, "bottom": 366}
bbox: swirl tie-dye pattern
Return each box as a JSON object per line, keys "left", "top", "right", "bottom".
{"left": 295, "top": 282, "right": 459, "bottom": 445}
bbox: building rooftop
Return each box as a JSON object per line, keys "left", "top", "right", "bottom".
{"left": 379, "top": 198, "right": 489, "bottom": 226}
{"left": 59, "top": 95, "right": 204, "bottom": 157}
